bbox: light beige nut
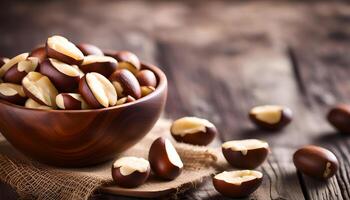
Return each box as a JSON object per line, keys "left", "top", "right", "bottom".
{"left": 0, "top": 53, "right": 29, "bottom": 77}
{"left": 79, "top": 72, "right": 117, "bottom": 108}
{"left": 141, "top": 86, "right": 155, "bottom": 97}
{"left": 46, "top": 35, "right": 84, "bottom": 65}
{"left": 25, "top": 98, "right": 52, "bottom": 110}
{"left": 22, "top": 72, "right": 58, "bottom": 107}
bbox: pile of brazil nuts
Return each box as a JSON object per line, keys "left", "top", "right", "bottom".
{"left": 113, "top": 106, "right": 341, "bottom": 198}
{"left": 0, "top": 35, "right": 157, "bottom": 110}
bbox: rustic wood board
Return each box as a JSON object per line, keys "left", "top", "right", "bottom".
{"left": 0, "top": 0, "right": 350, "bottom": 199}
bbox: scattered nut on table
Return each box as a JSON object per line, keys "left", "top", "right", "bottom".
{"left": 112, "top": 156, "right": 150, "bottom": 188}
{"left": 327, "top": 104, "right": 350, "bottom": 134}
{"left": 148, "top": 137, "right": 183, "bottom": 180}
{"left": 213, "top": 170, "right": 263, "bottom": 198}
{"left": 293, "top": 145, "right": 338, "bottom": 179}
{"left": 170, "top": 116, "right": 217, "bottom": 146}
{"left": 222, "top": 139, "right": 269, "bottom": 169}
{"left": 249, "top": 105, "right": 293, "bottom": 130}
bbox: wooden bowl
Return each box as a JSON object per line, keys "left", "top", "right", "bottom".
{"left": 0, "top": 63, "right": 167, "bottom": 167}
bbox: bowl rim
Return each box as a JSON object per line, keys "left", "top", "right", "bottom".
{"left": 0, "top": 62, "right": 167, "bottom": 113}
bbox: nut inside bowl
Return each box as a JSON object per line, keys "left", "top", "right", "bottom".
{"left": 0, "top": 63, "right": 167, "bottom": 167}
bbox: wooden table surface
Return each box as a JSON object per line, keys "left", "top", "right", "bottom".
{"left": 1, "top": 0, "right": 350, "bottom": 199}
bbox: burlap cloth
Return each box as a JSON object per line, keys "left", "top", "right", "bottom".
{"left": 0, "top": 119, "right": 227, "bottom": 200}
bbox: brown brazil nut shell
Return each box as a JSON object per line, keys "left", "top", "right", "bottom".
{"left": 111, "top": 157, "right": 150, "bottom": 188}
{"left": 22, "top": 72, "right": 58, "bottom": 107}
{"left": 77, "top": 43, "right": 104, "bottom": 56}
{"left": 222, "top": 139, "right": 269, "bottom": 169}
{"left": 293, "top": 145, "right": 339, "bottom": 179}
{"left": 3, "top": 57, "right": 39, "bottom": 84}
{"left": 136, "top": 69, "right": 157, "bottom": 87}
{"left": 79, "top": 72, "right": 117, "bottom": 108}
{"left": 148, "top": 137, "right": 183, "bottom": 180}
{"left": 109, "top": 69, "right": 141, "bottom": 99}
{"left": 46, "top": 35, "right": 84, "bottom": 65}
{"left": 170, "top": 117, "right": 217, "bottom": 146}
{"left": 25, "top": 98, "right": 52, "bottom": 110}
{"left": 213, "top": 170, "right": 263, "bottom": 198}
{"left": 327, "top": 104, "right": 350, "bottom": 134}
{"left": 56, "top": 93, "right": 89, "bottom": 110}
{"left": 110, "top": 51, "right": 140, "bottom": 74}
{"left": 249, "top": 105, "right": 293, "bottom": 130}
{"left": 40, "top": 58, "right": 83, "bottom": 92}
{"left": 29, "top": 46, "right": 47, "bottom": 63}
{"left": 0, "top": 83, "right": 26, "bottom": 105}
{"left": 0, "top": 53, "right": 29, "bottom": 78}
{"left": 80, "top": 55, "right": 118, "bottom": 77}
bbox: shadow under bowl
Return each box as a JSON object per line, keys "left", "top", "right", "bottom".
{"left": 0, "top": 63, "right": 167, "bottom": 167}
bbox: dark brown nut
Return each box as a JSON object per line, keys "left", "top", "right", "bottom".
{"left": 170, "top": 117, "right": 217, "bottom": 146}
{"left": 25, "top": 98, "right": 52, "bottom": 110}
{"left": 22, "top": 72, "right": 58, "bottom": 108}
{"left": 0, "top": 53, "right": 29, "bottom": 77}
{"left": 29, "top": 46, "right": 47, "bottom": 63}
{"left": 3, "top": 57, "right": 39, "bottom": 84}
{"left": 109, "top": 69, "right": 141, "bottom": 99}
{"left": 213, "top": 170, "right": 263, "bottom": 198}
{"left": 148, "top": 137, "right": 183, "bottom": 180}
{"left": 111, "top": 156, "right": 150, "bottom": 188}
{"left": 136, "top": 69, "right": 157, "bottom": 87}
{"left": 40, "top": 58, "right": 83, "bottom": 92}
{"left": 293, "top": 145, "right": 339, "bottom": 179}
{"left": 0, "top": 83, "right": 26, "bottom": 105}
{"left": 56, "top": 93, "right": 89, "bottom": 110}
{"left": 80, "top": 55, "right": 118, "bottom": 77}
{"left": 77, "top": 43, "right": 104, "bottom": 56}
{"left": 141, "top": 86, "right": 155, "bottom": 97}
{"left": 0, "top": 57, "right": 9, "bottom": 66}
{"left": 46, "top": 35, "right": 84, "bottom": 65}
{"left": 327, "top": 104, "right": 350, "bottom": 134}
{"left": 79, "top": 72, "right": 117, "bottom": 108}
{"left": 110, "top": 51, "right": 140, "bottom": 74}
{"left": 249, "top": 105, "right": 292, "bottom": 130}
{"left": 116, "top": 95, "right": 136, "bottom": 105}
{"left": 222, "top": 139, "right": 269, "bottom": 169}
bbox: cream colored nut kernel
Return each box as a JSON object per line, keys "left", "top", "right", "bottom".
{"left": 25, "top": 98, "right": 52, "bottom": 110}
{"left": 222, "top": 139, "right": 269, "bottom": 155}
{"left": 49, "top": 58, "right": 83, "bottom": 77}
{"left": 17, "top": 57, "right": 39, "bottom": 73}
{"left": 215, "top": 170, "right": 263, "bottom": 185}
{"left": 250, "top": 105, "right": 283, "bottom": 124}
{"left": 171, "top": 117, "right": 215, "bottom": 137}
{"left": 141, "top": 86, "right": 155, "bottom": 97}
{"left": 113, "top": 157, "right": 150, "bottom": 176}
{"left": 22, "top": 72, "right": 58, "bottom": 107}
{"left": 0, "top": 83, "right": 25, "bottom": 97}
{"left": 82, "top": 55, "right": 118, "bottom": 65}
{"left": 0, "top": 53, "right": 29, "bottom": 77}
{"left": 113, "top": 81, "right": 124, "bottom": 97}
{"left": 165, "top": 138, "right": 183, "bottom": 168}
{"left": 47, "top": 35, "right": 84, "bottom": 61}
{"left": 86, "top": 72, "right": 117, "bottom": 107}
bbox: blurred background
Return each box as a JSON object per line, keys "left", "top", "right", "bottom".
{"left": 1, "top": 0, "right": 350, "bottom": 199}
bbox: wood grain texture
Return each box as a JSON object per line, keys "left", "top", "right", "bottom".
{"left": 0, "top": 0, "right": 350, "bottom": 199}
